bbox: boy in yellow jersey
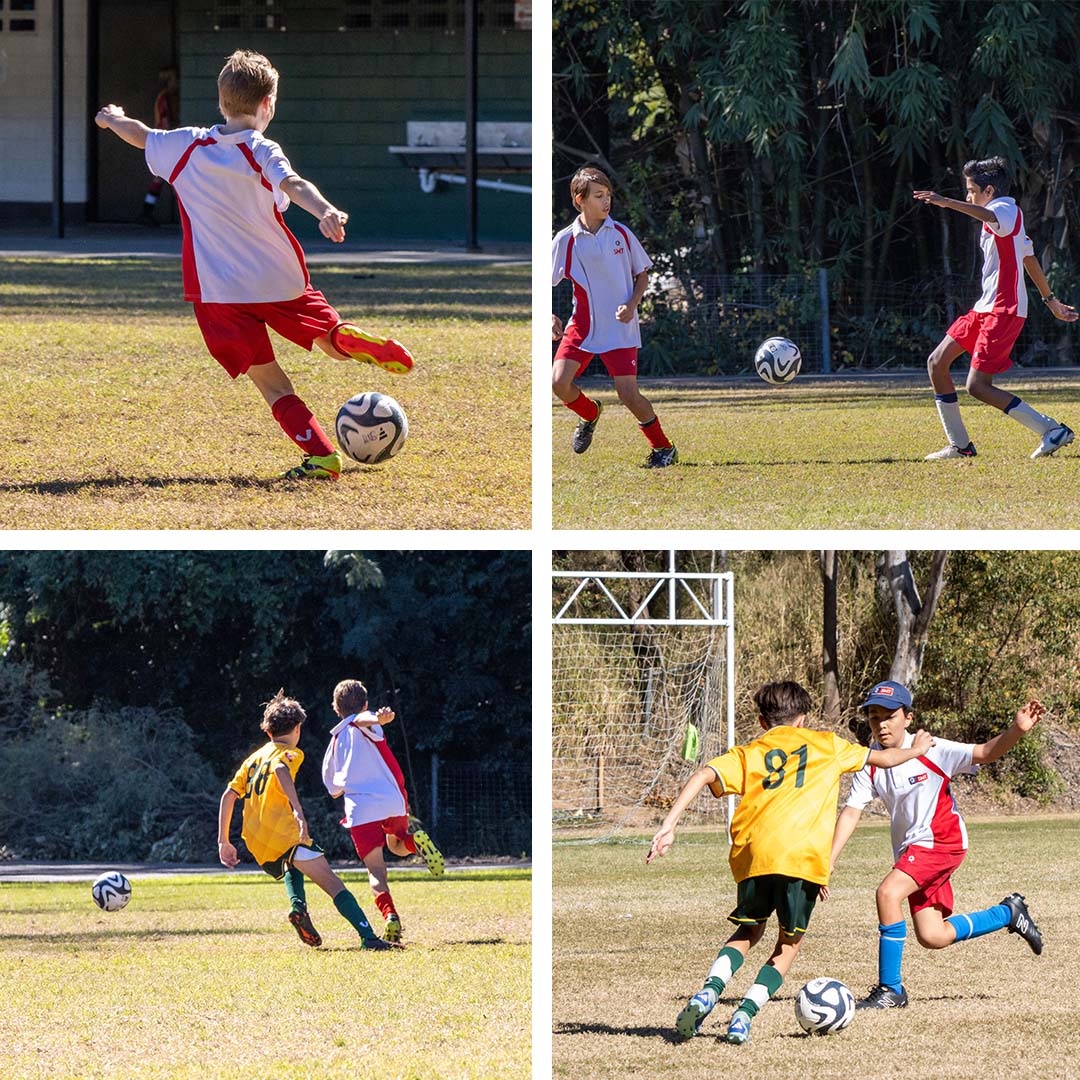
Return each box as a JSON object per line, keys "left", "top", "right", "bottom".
{"left": 646, "top": 681, "right": 933, "bottom": 1044}
{"left": 217, "top": 689, "right": 396, "bottom": 950}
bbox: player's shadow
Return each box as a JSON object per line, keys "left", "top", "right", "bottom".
{"left": 0, "top": 476, "right": 309, "bottom": 495}
{"left": 662, "top": 456, "right": 928, "bottom": 468}
{"left": 554, "top": 1021, "right": 687, "bottom": 1043}
{"left": 0, "top": 927, "right": 247, "bottom": 943}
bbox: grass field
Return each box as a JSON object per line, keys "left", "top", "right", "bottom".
{"left": 0, "top": 257, "right": 529, "bottom": 530}
{"left": 552, "top": 374, "right": 1080, "bottom": 529}
{"left": 0, "top": 869, "right": 530, "bottom": 1079}
{"left": 553, "top": 817, "right": 1080, "bottom": 1080}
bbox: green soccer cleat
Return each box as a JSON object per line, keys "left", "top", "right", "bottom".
{"left": 282, "top": 451, "right": 342, "bottom": 480}
{"left": 412, "top": 829, "right": 445, "bottom": 877}
{"left": 330, "top": 323, "right": 414, "bottom": 375}
{"left": 287, "top": 906, "right": 322, "bottom": 948}
{"left": 383, "top": 913, "right": 402, "bottom": 943}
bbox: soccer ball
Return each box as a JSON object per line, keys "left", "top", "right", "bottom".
{"left": 754, "top": 337, "right": 802, "bottom": 384}
{"left": 91, "top": 871, "right": 132, "bottom": 912}
{"left": 335, "top": 392, "right": 408, "bottom": 465}
{"left": 794, "top": 977, "right": 855, "bottom": 1034}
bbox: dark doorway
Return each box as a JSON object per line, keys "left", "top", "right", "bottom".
{"left": 94, "top": 0, "right": 177, "bottom": 223}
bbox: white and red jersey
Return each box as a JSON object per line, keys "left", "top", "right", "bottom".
{"left": 551, "top": 216, "right": 653, "bottom": 353}
{"left": 321, "top": 712, "right": 408, "bottom": 827}
{"left": 145, "top": 125, "right": 310, "bottom": 304}
{"left": 973, "top": 196, "right": 1036, "bottom": 318}
{"left": 846, "top": 732, "right": 977, "bottom": 859}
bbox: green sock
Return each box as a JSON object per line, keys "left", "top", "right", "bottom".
{"left": 283, "top": 867, "right": 307, "bottom": 913}
{"left": 333, "top": 888, "right": 376, "bottom": 940}
{"left": 704, "top": 945, "right": 745, "bottom": 998}
{"left": 736, "top": 962, "right": 784, "bottom": 1020}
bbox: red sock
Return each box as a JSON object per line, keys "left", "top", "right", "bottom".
{"left": 374, "top": 891, "right": 397, "bottom": 919}
{"left": 400, "top": 834, "right": 417, "bottom": 855}
{"left": 270, "top": 394, "right": 335, "bottom": 456}
{"left": 640, "top": 416, "right": 672, "bottom": 449}
{"left": 564, "top": 391, "right": 599, "bottom": 423}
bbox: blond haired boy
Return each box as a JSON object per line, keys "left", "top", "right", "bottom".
{"left": 96, "top": 49, "right": 412, "bottom": 480}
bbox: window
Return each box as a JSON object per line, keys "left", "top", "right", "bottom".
{"left": 212, "top": 0, "right": 286, "bottom": 32}
{"left": 340, "top": 0, "right": 518, "bottom": 32}
{"left": 1, "top": 0, "right": 36, "bottom": 33}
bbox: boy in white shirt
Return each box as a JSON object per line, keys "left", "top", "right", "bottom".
{"left": 322, "top": 679, "right": 444, "bottom": 942}
{"left": 915, "top": 155, "right": 1077, "bottom": 460}
{"left": 826, "top": 680, "right": 1045, "bottom": 1011}
{"left": 95, "top": 49, "right": 412, "bottom": 480}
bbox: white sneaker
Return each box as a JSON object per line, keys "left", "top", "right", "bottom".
{"left": 1031, "top": 424, "right": 1074, "bottom": 459}
{"left": 924, "top": 442, "right": 977, "bottom": 460}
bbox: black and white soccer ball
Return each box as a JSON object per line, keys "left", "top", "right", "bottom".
{"left": 795, "top": 977, "right": 855, "bottom": 1034}
{"left": 335, "top": 392, "right": 408, "bottom": 465}
{"left": 91, "top": 871, "right": 132, "bottom": 912}
{"left": 754, "top": 336, "right": 802, "bottom": 384}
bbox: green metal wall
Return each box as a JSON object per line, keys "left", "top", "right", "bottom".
{"left": 176, "top": 5, "right": 530, "bottom": 245}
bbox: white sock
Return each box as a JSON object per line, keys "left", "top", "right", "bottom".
{"left": 1004, "top": 396, "right": 1056, "bottom": 436}
{"left": 935, "top": 393, "right": 970, "bottom": 447}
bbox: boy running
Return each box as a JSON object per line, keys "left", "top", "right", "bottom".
{"left": 646, "top": 681, "right": 934, "bottom": 1045}
{"left": 322, "top": 679, "right": 444, "bottom": 943}
{"left": 827, "top": 680, "right": 1044, "bottom": 1010}
{"left": 551, "top": 166, "right": 678, "bottom": 468}
{"left": 95, "top": 49, "right": 412, "bottom": 481}
{"left": 218, "top": 689, "right": 396, "bottom": 950}
{"left": 915, "top": 156, "right": 1078, "bottom": 460}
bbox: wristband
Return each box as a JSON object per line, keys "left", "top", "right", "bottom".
{"left": 1042, "top": 293, "right": 1057, "bottom": 305}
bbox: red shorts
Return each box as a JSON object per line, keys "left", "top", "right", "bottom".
{"left": 946, "top": 309, "right": 1025, "bottom": 374}
{"left": 895, "top": 844, "right": 966, "bottom": 915}
{"left": 348, "top": 815, "right": 410, "bottom": 859}
{"left": 193, "top": 285, "right": 341, "bottom": 378}
{"left": 554, "top": 323, "right": 639, "bottom": 377}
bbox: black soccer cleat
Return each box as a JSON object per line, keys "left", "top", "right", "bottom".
{"left": 572, "top": 402, "right": 603, "bottom": 454}
{"left": 361, "top": 935, "right": 403, "bottom": 951}
{"left": 1001, "top": 892, "right": 1043, "bottom": 955}
{"left": 288, "top": 906, "right": 322, "bottom": 948}
{"left": 855, "top": 983, "right": 909, "bottom": 1010}
{"left": 644, "top": 444, "right": 679, "bottom": 469}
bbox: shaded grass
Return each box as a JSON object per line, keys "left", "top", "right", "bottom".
{"left": 552, "top": 375, "right": 1080, "bottom": 529}
{"left": 553, "top": 817, "right": 1080, "bottom": 1080}
{"left": 0, "top": 869, "right": 530, "bottom": 1079}
{"left": 0, "top": 259, "right": 529, "bottom": 529}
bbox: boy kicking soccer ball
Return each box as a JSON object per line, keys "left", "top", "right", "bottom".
{"left": 827, "top": 681, "right": 1044, "bottom": 1011}
{"left": 218, "top": 689, "right": 396, "bottom": 950}
{"left": 95, "top": 49, "right": 412, "bottom": 481}
{"left": 646, "top": 681, "right": 934, "bottom": 1045}
{"left": 551, "top": 166, "right": 677, "bottom": 468}
{"left": 322, "top": 679, "right": 444, "bottom": 943}
{"left": 915, "top": 156, "right": 1078, "bottom": 461}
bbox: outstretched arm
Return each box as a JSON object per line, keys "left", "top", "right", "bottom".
{"left": 350, "top": 706, "right": 395, "bottom": 727}
{"left": 971, "top": 700, "right": 1044, "bottom": 765}
{"left": 279, "top": 175, "right": 349, "bottom": 243}
{"left": 866, "top": 728, "right": 934, "bottom": 769}
{"left": 95, "top": 105, "right": 150, "bottom": 150}
{"left": 913, "top": 190, "right": 997, "bottom": 225}
{"left": 218, "top": 788, "right": 240, "bottom": 868}
{"left": 646, "top": 766, "right": 717, "bottom": 864}
{"left": 1023, "top": 255, "right": 1079, "bottom": 323}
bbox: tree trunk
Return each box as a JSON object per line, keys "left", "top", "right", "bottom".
{"left": 879, "top": 551, "right": 949, "bottom": 687}
{"left": 821, "top": 551, "right": 840, "bottom": 723}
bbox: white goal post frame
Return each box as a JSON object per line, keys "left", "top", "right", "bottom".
{"left": 552, "top": 552, "right": 737, "bottom": 835}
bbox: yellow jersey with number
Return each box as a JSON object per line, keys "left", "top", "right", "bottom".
{"left": 706, "top": 726, "right": 869, "bottom": 886}
{"left": 228, "top": 740, "right": 305, "bottom": 864}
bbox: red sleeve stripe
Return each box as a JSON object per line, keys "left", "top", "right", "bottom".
{"left": 168, "top": 137, "right": 217, "bottom": 184}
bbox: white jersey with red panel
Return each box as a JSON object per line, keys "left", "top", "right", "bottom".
{"left": 145, "top": 125, "right": 309, "bottom": 304}
{"left": 551, "top": 216, "right": 653, "bottom": 353}
{"left": 321, "top": 712, "right": 407, "bottom": 826}
{"left": 846, "top": 731, "right": 977, "bottom": 859}
{"left": 973, "top": 196, "right": 1035, "bottom": 318}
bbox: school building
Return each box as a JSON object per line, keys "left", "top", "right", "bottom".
{"left": 0, "top": 0, "right": 531, "bottom": 244}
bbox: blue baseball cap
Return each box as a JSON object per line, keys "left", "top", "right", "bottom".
{"left": 860, "top": 680, "right": 913, "bottom": 710}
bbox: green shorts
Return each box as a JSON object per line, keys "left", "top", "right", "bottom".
{"left": 728, "top": 873, "right": 819, "bottom": 938}
{"left": 258, "top": 840, "right": 325, "bottom": 881}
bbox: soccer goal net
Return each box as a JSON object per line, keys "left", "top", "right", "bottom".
{"left": 552, "top": 560, "right": 735, "bottom": 837}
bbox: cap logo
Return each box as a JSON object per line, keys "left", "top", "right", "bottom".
{"left": 876, "top": 685, "right": 894, "bottom": 696}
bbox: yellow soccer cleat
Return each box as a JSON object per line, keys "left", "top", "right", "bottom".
{"left": 412, "top": 829, "right": 444, "bottom": 877}
{"left": 383, "top": 913, "right": 402, "bottom": 943}
{"left": 330, "top": 323, "right": 414, "bottom": 374}
{"left": 282, "top": 451, "right": 342, "bottom": 480}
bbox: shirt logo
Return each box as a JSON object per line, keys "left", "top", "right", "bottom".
{"left": 613, "top": 240, "right": 625, "bottom": 256}
{"left": 909, "top": 773, "right": 928, "bottom": 785}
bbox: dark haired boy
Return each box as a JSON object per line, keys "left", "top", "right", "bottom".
{"left": 914, "top": 155, "right": 1078, "bottom": 460}
{"left": 647, "top": 681, "right": 933, "bottom": 1045}
{"left": 827, "top": 681, "right": 1044, "bottom": 1011}
{"left": 217, "top": 689, "right": 396, "bottom": 950}
{"left": 322, "top": 678, "right": 444, "bottom": 943}
{"left": 551, "top": 165, "right": 677, "bottom": 467}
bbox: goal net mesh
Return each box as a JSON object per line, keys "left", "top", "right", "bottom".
{"left": 552, "top": 623, "right": 730, "bottom": 833}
